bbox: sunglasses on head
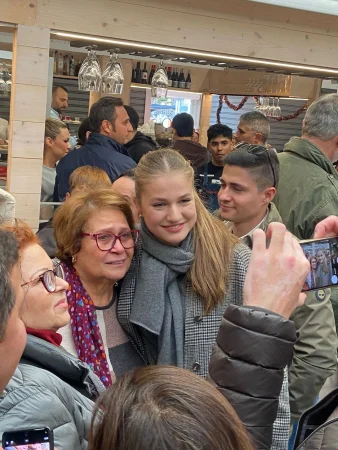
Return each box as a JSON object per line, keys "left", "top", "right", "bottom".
{"left": 243, "top": 144, "right": 277, "bottom": 188}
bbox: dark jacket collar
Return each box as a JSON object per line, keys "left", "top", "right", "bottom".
{"left": 85, "top": 132, "right": 130, "bottom": 156}
{"left": 284, "top": 137, "right": 338, "bottom": 177}
{"left": 125, "top": 131, "right": 157, "bottom": 148}
{"left": 21, "top": 334, "right": 105, "bottom": 399}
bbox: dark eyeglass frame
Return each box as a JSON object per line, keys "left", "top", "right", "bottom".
{"left": 21, "top": 261, "right": 65, "bottom": 293}
{"left": 247, "top": 145, "right": 277, "bottom": 188}
{"left": 81, "top": 230, "right": 139, "bottom": 251}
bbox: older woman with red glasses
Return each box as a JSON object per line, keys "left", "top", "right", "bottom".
{"left": 53, "top": 189, "right": 144, "bottom": 387}
{"left": 0, "top": 220, "right": 102, "bottom": 450}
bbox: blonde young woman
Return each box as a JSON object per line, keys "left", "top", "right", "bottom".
{"left": 316, "top": 248, "right": 333, "bottom": 287}
{"left": 41, "top": 119, "right": 70, "bottom": 203}
{"left": 117, "top": 148, "right": 308, "bottom": 450}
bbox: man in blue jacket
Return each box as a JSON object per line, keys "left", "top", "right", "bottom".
{"left": 54, "top": 97, "right": 135, "bottom": 201}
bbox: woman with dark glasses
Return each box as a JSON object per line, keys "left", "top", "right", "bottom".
{"left": 53, "top": 189, "right": 144, "bottom": 387}
{"left": 0, "top": 220, "right": 101, "bottom": 450}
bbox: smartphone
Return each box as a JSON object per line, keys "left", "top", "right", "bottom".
{"left": 300, "top": 237, "right": 338, "bottom": 291}
{"left": 2, "top": 427, "right": 54, "bottom": 450}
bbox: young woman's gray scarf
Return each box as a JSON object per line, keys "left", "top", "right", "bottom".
{"left": 130, "top": 220, "right": 194, "bottom": 367}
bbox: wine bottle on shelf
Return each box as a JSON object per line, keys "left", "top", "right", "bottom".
{"left": 185, "top": 70, "right": 192, "bottom": 89}
{"left": 57, "top": 52, "right": 64, "bottom": 75}
{"left": 167, "top": 67, "right": 172, "bottom": 87}
{"left": 131, "top": 64, "right": 136, "bottom": 82}
{"left": 141, "top": 62, "right": 148, "bottom": 84}
{"left": 69, "top": 55, "right": 75, "bottom": 76}
{"left": 53, "top": 51, "right": 57, "bottom": 74}
{"left": 178, "top": 69, "right": 186, "bottom": 88}
{"left": 135, "top": 61, "right": 142, "bottom": 84}
{"left": 63, "top": 54, "right": 69, "bottom": 76}
{"left": 74, "top": 60, "right": 82, "bottom": 77}
{"left": 149, "top": 65, "right": 156, "bottom": 84}
{"left": 172, "top": 68, "right": 178, "bottom": 88}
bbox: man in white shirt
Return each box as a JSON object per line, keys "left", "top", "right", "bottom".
{"left": 50, "top": 85, "right": 68, "bottom": 120}
{"left": 49, "top": 85, "right": 77, "bottom": 148}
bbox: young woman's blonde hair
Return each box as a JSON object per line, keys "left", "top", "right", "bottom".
{"left": 45, "top": 118, "right": 68, "bottom": 140}
{"left": 54, "top": 189, "right": 134, "bottom": 264}
{"left": 135, "top": 148, "right": 237, "bottom": 314}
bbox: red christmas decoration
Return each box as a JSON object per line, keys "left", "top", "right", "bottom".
{"left": 217, "top": 94, "right": 307, "bottom": 123}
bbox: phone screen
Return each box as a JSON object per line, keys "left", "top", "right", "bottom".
{"left": 300, "top": 237, "right": 338, "bottom": 291}
{"left": 2, "top": 428, "right": 53, "bottom": 450}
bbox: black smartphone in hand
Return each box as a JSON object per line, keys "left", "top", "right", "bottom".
{"left": 2, "top": 427, "right": 54, "bottom": 450}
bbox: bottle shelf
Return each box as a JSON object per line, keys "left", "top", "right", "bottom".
{"left": 53, "top": 74, "right": 78, "bottom": 80}
{"left": 130, "top": 83, "right": 199, "bottom": 94}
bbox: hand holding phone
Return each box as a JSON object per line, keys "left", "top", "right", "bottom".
{"left": 244, "top": 222, "right": 309, "bottom": 319}
{"left": 314, "top": 216, "right": 338, "bottom": 239}
{"left": 2, "top": 428, "right": 53, "bottom": 450}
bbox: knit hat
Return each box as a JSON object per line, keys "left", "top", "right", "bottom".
{"left": 0, "top": 188, "right": 15, "bottom": 224}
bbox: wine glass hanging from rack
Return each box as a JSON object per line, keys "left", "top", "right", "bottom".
{"left": 102, "top": 49, "right": 124, "bottom": 95}
{"left": 151, "top": 56, "right": 169, "bottom": 99}
{"left": 78, "top": 46, "right": 102, "bottom": 92}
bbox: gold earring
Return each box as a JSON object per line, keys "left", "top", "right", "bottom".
{"left": 72, "top": 255, "right": 77, "bottom": 264}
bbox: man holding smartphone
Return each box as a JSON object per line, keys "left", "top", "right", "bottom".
{"left": 217, "top": 142, "right": 337, "bottom": 430}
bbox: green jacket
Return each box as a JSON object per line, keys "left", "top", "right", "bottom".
{"left": 274, "top": 136, "right": 338, "bottom": 240}
{"left": 227, "top": 202, "right": 337, "bottom": 423}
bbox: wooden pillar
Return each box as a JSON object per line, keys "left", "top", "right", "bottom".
{"left": 308, "top": 79, "right": 322, "bottom": 106}
{"left": 199, "top": 94, "right": 213, "bottom": 147}
{"left": 7, "top": 25, "right": 50, "bottom": 230}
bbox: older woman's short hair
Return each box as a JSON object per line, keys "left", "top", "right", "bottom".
{"left": 0, "top": 219, "right": 40, "bottom": 250}
{"left": 54, "top": 189, "right": 134, "bottom": 264}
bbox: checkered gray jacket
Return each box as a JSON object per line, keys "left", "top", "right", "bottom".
{"left": 118, "top": 240, "right": 289, "bottom": 450}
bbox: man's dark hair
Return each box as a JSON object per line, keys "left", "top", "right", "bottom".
{"left": 172, "top": 113, "right": 194, "bottom": 138}
{"left": 117, "top": 168, "right": 136, "bottom": 181}
{"left": 224, "top": 143, "right": 280, "bottom": 190}
{"left": 124, "top": 106, "right": 139, "bottom": 131}
{"left": 207, "top": 124, "right": 232, "bottom": 142}
{"left": 52, "top": 85, "right": 68, "bottom": 94}
{"left": 89, "top": 96, "right": 124, "bottom": 133}
{"left": 77, "top": 117, "right": 91, "bottom": 146}
{"left": 0, "top": 230, "right": 19, "bottom": 341}
{"left": 239, "top": 111, "right": 270, "bottom": 143}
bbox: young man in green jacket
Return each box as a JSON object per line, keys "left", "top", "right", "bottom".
{"left": 217, "top": 142, "right": 337, "bottom": 426}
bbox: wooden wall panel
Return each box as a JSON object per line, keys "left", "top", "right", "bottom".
{"left": 11, "top": 121, "right": 45, "bottom": 159}
{"left": 7, "top": 157, "right": 43, "bottom": 193}
{"left": 199, "top": 94, "right": 213, "bottom": 147}
{"left": 33, "top": 0, "right": 338, "bottom": 69}
{"left": 7, "top": 25, "right": 50, "bottom": 230}
{"left": 16, "top": 24, "right": 50, "bottom": 48}
{"left": 15, "top": 46, "right": 49, "bottom": 86}
{"left": 11, "top": 193, "right": 41, "bottom": 226}
{"left": 2, "top": 1, "right": 338, "bottom": 70}
{"left": 11, "top": 84, "right": 48, "bottom": 122}
{"left": 0, "top": 0, "right": 36, "bottom": 26}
